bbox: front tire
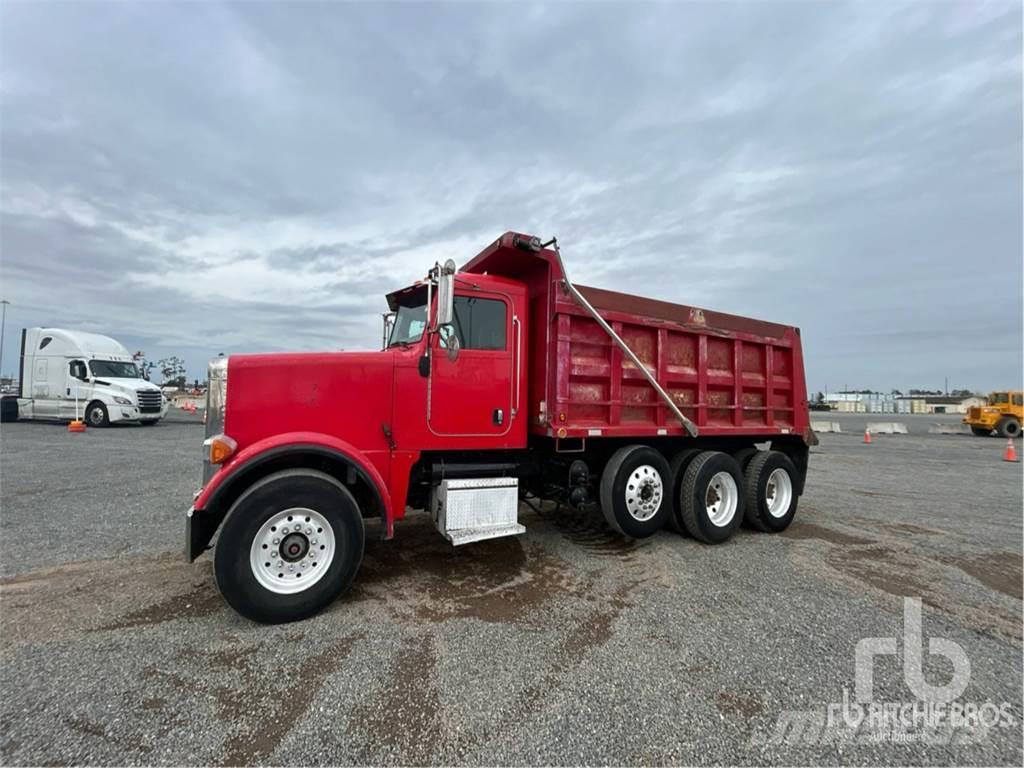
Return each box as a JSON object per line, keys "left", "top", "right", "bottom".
{"left": 996, "top": 417, "right": 1021, "bottom": 439}
{"left": 743, "top": 450, "right": 799, "bottom": 533}
{"left": 214, "top": 469, "right": 365, "bottom": 624}
{"left": 85, "top": 401, "right": 109, "bottom": 427}
{"left": 600, "top": 445, "right": 672, "bottom": 538}
{"left": 679, "top": 451, "right": 744, "bottom": 544}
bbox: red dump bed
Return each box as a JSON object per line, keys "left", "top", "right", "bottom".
{"left": 463, "top": 232, "right": 811, "bottom": 442}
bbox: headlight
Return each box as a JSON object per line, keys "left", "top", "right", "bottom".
{"left": 113, "top": 396, "right": 134, "bottom": 406}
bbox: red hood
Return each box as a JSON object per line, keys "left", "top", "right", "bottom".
{"left": 224, "top": 350, "right": 395, "bottom": 454}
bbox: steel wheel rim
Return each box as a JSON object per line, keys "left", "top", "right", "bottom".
{"left": 249, "top": 507, "right": 335, "bottom": 594}
{"left": 624, "top": 464, "right": 663, "bottom": 521}
{"left": 765, "top": 467, "right": 793, "bottom": 518}
{"left": 705, "top": 471, "right": 738, "bottom": 527}
{"left": 88, "top": 406, "right": 104, "bottom": 425}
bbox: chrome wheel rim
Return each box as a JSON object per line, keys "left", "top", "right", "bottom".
{"left": 705, "top": 471, "right": 738, "bottom": 527}
{"left": 249, "top": 507, "right": 335, "bottom": 594}
{"left": 624, "top": 464, "right": 663, "bottom": 521}
{"left": 88, "top": 406, "right": 104, "bottom": 425}
{"left": 765, "top": 468, "right": 793, "bottom": 518}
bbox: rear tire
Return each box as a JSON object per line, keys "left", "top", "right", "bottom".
{"left": 743, "top": 450, "right": 799, "bottom": 533}
{"left": 679, "top": 451, "right": 744, "bottom": 544}
{"left": 732, "top": 447, "right": 759, "bottom": 472}
{"left": 970, "top": 427, "right": 992, "bottom": 437}
{"left": 666, "top": 448, "right": 702, "bottom": 534}
{"left": 85, "top": 401, "right": 109, "bottom": 427}
{"left": 214, "top": 469, "right": 365, "bottom": 624}
{"left": 600, "top": 445, "right": 672, "bottom": 538}
{"left": 996, "top": 417, "right": 1021, "bottom": 439}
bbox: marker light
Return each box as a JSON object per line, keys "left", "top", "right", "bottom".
{"left": 204, "top": 434, "right": 237, "bottom": 465}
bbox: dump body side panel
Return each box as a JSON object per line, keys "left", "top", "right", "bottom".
{"left": 544, "top": 293, "right": 807, "bottom": 439}
{"left": 461, "top": 233, "right": 810, "bottom": 443}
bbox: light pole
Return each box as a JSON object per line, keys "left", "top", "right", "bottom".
{"left": 0, "top": 299, "right": 9, "bottom": 382}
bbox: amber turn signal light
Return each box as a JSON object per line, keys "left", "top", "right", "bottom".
{"left": 204, "top": 434, "right": 237, "bottom": 465}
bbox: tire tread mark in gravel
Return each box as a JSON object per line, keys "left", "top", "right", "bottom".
{"left": 351, "top": 636, "right": 441, "bottom": 764}
{"left": 528, "top": 502, "right": 642, "bottom": 558}
{"left": 217, "top": 633, "right": 362, "bottom": 766}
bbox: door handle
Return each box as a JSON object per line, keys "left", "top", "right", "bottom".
{"left": 493, "top": 408, "right": 504, "bottom": 426}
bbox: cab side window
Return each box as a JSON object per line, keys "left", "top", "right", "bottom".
{"left": 446, "top": 296, "right": 506, "bottom": 350}
{"left": 1013, "top": 394, "right": 1023, "bottom": 406}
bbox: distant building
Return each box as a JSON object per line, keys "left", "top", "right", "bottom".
{"left": 912, "top": 395, "right": 985, "bottom": 415}
{"left": 823, "top": 392, "right": 983, "bottom": 415}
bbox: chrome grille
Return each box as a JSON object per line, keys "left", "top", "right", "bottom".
{"left": 203, "top": 357, "right": 228, "bottom": 485}
{"left": 137, "top": 389, "right": 163, "bottom": 414}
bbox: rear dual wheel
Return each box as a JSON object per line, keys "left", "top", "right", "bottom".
{"left": 678, "top": 451, "right": 745, "bottom": 544}
{"left": 743, "top": 451, "right": 800, "bottom": 533}
{"left": 672, "top": 448, "right": 800, "bottom": 542}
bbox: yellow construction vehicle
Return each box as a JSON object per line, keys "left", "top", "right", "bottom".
{"left": 963, "top": 391, "right": 1023, "bottom": 437}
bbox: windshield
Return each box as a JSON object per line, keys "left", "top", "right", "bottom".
{"left": 89, "top": 360, "right": 140, "bottom": 378}
{"left": 388, "top": 295, "right": 428, "bottom": 347}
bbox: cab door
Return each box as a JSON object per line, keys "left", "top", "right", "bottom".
{"left": 427, "top": 292, "right": 514, "bottom": 439}
{"left": 62, "top": 360, "right": 89, "bottom": 420}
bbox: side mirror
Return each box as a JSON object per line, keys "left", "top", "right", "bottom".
{"left": 436, "top": 259, "right": 456, "bottom": 327}
{"left": 438, "top": 324, "right": 461, "bottom": 363}
{"left": 382, "top": 312, "right": 396, "bottom": 350}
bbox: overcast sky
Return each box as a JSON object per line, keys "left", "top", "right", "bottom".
{"left": 1, "top": 0, "right": 1021, "bottom": 393}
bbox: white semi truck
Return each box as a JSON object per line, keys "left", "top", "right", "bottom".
{"left": 0, "top": 328, "right": 169, "bottom": 426}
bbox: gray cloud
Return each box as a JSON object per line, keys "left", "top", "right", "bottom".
{"left": 1, "top": 0, "right": 1020, "bottom": 394}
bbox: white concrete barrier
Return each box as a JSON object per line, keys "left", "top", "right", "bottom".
{"left": 928, "top": 423, "right": 972, "bottom": 435}
{"left": 866, "top": 421, "right": 909, "bottom": 435}
{"left": 811, "top": 421, "right": 842, "bottom": 433}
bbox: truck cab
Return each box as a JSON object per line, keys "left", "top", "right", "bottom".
{"left": 2, "top": 328, "right": 169, "bottom": 427}
{"left": 964, "top": 391, "right": 1023, "bottom": 437}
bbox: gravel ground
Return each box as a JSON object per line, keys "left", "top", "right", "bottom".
{"left": 0, "top": 419, "right": 1021, "bottom": 765}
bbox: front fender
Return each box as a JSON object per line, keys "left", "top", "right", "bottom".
{"left": 189, "top": 432, "right": 393, "bottom": 560}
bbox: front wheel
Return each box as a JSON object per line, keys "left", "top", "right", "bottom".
{"left": 85, "top": 401, "right": 109, "bottom": 427}
{"left": 214, "top": 469, "right": 365, "bottom": 623}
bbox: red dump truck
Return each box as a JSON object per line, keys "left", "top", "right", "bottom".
{"left": 187, "top": 233, "right": 813, "bottom": 623}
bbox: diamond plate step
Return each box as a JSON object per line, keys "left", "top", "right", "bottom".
{"left": 444, "top": 523, "right": 526, "bottom": 546}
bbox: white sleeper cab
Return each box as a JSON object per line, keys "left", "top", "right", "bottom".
{"left": 0, "top": 327, "right": 169, "bottom": 427}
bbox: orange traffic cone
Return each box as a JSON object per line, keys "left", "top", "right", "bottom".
{"left": 863, "top": 428, "right": 872, "bottom": 444}
{"left": 1004, "top": 438, "right": 1019, "bottom": 463}
{"left": 68, "top": 419, "right": 86, "bottom": 433}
